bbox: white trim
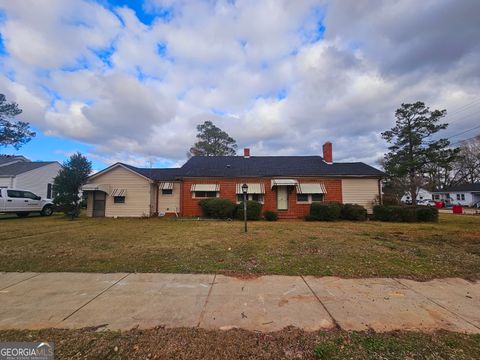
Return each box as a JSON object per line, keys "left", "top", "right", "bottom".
{"left": 271, "top": 179, "right": 298, "bottom": 188}
{"left": 88, "top": 163, "right": 152, "bottom": 182}
{"left": 190, "top": 184, "right": 220, "bottom": 192}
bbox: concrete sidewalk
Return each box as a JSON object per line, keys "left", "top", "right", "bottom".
{"left": 0, "top": 272, "right": 479, "bottom": 333}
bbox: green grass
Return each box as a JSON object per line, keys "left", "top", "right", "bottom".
{"left": 0, "top": 327, "right": 479, "bottom": 359}
{"left": 0, "top": 213, "right": 479, "bottom": 279}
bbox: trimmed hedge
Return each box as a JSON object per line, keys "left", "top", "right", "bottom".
{"left": 415, "top": 206, "right": 439, "bottom": 222}
{"left": 198, "top": 198, "right": 235, "bottom": 219}
{"left": 341, "top": 203, "right": 368, "bottom": 221}
{"left": 235, "top": 201, "right": 262, "bottom": 220}
{"left": 373, "top": 205, "right": 438, "bottom": 222}
{"left": 309, "top": 201, "right": 342, "bottom": 221}
{"left": 263, "top": 210, "right": 278, "bottom": 221}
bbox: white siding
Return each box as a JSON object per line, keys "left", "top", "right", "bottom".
{"left": 342, "top": 178, "right": 380, "bottom": 213}
{"left": 0, "top": 177, "right": 13, "bottom": 188}
{"left": 85, "top": 166, "right": 153, "bottom": 217}
{"left": 158, "top": 182, "right": 181, "bottom": 214}
{"left": 14, "top": 162, "right": 62, "bottom": 199}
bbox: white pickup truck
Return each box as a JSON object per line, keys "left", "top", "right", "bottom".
{"left": 0, "top": 188, "right": 54, "bottom": 217}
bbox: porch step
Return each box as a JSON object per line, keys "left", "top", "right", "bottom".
{"left": 277, "top": 213, "right": 299, "bottom": 220}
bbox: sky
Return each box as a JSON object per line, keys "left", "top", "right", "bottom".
{"left": 0, "top": 0, "right": 479, "bottom": 170}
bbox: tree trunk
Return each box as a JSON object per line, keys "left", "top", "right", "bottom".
{"left": 409, "top": 171, "right": 417, "bottom": 207}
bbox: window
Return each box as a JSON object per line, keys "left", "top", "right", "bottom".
{"left": 456, "top": 194, "right": 461, "bottom": 200}
{"left": 47, "top": 183, "right": 52, "bottom": 199}
{"left": 461, "top": 194, "right": 465, "bottom": 201}
{"left": 296, "top": 193, "right": 323, "bottom": 203}
{"left": 236, "top": 194, "right": 264, "bottom": 203}
{"left": 296, "top": 194, "right": 309, "bottom": 202}
{"left": 194, "top": 191, "right": 217, "bottom": 198}
{"left": 114, "top": 196, "right": 125, "bottom": 203}
{"left": 22, "top": 191, "right": 39, "bottom": 199}
{"left": 162, "top": 189, "right": 173, "bottom": 195}
{"left": 434, "top": 195, "right": 440, "bottom": 200}
{"left": 7, "top": 190, "right": 22, "bottom": 198}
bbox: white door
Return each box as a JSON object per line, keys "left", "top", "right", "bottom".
{"left": 5, "top": 190, "right": 24, "bottom": 211}
{"left": 22, "top": 191, "right": 42, "bottom": 211}
{"left": 277, "top": 186, "right": 288, "bottom": 210}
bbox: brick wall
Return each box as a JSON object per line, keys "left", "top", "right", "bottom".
{"left": 181, "top": 177, "right": 343, "bottom": 218}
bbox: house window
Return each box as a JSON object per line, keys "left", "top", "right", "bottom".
{"left": 236, "top": 194, "right": 264, "bottom": 203}
{"left": 162, "top": 189, "right": 173, "bottom": 195}
{"left": 194, "top": 191, "right": 218, "bottom": 198}
{"left": 47, "top": 183, "right": 53, "bottom": 199}
{"left": 456, "top": 194, "right": 461, "bottom": 200}
{"left": 296, "top": 194, "right": 309, "bottom": 202}
{"left": 434, "top": 195, "right": 440, "bottom": 200}
{"left": 296, "top": 193, "right": 324, "bottom": 203}
{"left": 114, "top": 196, "right": 125, "bottom": 203}
{"left": 461, "top": 194, "right": 465, "bottom": 201}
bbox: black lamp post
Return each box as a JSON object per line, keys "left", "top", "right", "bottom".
{"left": 242, "top": 183, "right": 248, "bottom": 233}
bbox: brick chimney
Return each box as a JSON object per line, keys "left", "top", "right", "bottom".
{"left": 323, "top": 142, "right": 333, "bottom": 164}
{"left": 243, "top": 148, "right": 250, "bottom": 158}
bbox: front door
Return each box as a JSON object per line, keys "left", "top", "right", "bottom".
{"left": 93, "top": 191, "right": 106, "bottom": 217}
{"left": 277, "top": 186, "right": 288, "bottom": 210}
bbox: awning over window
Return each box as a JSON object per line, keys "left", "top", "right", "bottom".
{"left": 110, "top": 188, "right": 127, "bottom": 197}
{"left": 235, "top": 183, "right": 265, "bottom": 194}
{"left": 191, "top": 184, "right": 220, "bottom": 192}
{"left": 81, "top": 183, "right": 111, "bottom": 194}
{"left": 159, "top": 182, "right": 174, "bottom": 190}
{"left": 271, "top": 179, "right": 298, "bottom": 188}
{"left": 296, "top": 183, "right": 327, "bottom": 194}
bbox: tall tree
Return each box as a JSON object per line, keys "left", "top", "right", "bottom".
{"left": 0, "top": 94, "right": 36, "bottom": 150}
{"left": 382, "top": 102, "right": 456, "bottom": 206}
{"left": 53, "top": 153, "right": 92, "bottom": 219}
{"left": 189, "top": 121, "right": 237, "bottom": 156}
{"left": 455, "top": 135, "right": 480, "bottom": 184}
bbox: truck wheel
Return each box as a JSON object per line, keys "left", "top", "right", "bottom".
{"left": 16, "top": 212, "right": 30, "bottom": 217}
{"left": 41, "top": 205, "right": 53, "bottom": 216}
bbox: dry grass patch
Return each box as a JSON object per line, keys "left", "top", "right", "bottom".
{"left": 0, "top": 213, "right": 479, "bottom": 279}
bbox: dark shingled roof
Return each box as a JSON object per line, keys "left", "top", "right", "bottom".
{"left": 121, "top": 163, "right": 182, "bottom": 181}
{"left": 180, "top": 156, "right": 384, "bottom": 178}
{"left": 436, "top": 183, "right": 480, "bottom": 192}
{"left": 0, "top": 155, "right": 28, "bottom": 166}
{"left": 0, "top": 162, "right": 57, "bottom": 176}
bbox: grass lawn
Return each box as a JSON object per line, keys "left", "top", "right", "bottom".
{"left": 1, "top": 327, "right": 479, "bottom": 359}
{"left": 0, "top": 213, "right": 479, "bottom": 279}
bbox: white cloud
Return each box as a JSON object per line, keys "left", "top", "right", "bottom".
{"left": 0, "top": 0, "right": 479, "bottom": 167}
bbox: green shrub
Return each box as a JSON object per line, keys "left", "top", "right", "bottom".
{"left": 416, "top": 206, "right": 439, "bottom": 222}
{"left": 373, "top": 205, "right": 437, "bottom": 222}
{"left": 309, "top": 201, "right": 342, "bottom": 221}
{"left": 341, "top": 203, "right": 368, "bottom": 221}
{"left": 235, "top": 201, "right": 262, "bottom": 220}
{"left": 198, "top": 198, "right": 235, "bottom": 219}
{"left": 263, "top": 210, "right": 278, "bottom": 221}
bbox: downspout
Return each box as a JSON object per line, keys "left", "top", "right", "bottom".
{"left": 155, "top": 181, "right": 159, "bottom": 216}
{"left": 378, "top": 178, "right": 383, "bottom": 205}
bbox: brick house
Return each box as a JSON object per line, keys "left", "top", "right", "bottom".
{"left": 83, "top": 142, "right": 384, "bottom": 219}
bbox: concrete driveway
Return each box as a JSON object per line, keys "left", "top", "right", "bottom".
{"left": 0, "top": 272, "right": 479, "bottom": 333}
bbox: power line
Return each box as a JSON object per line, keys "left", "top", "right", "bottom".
{"left": 446, "top": 124, "right": 480, "bottom": 140}
{"left": 445, "top": 97, "right": 480, "bottom": 117}
{"left": 450, "top": 134, "right": 479, "bottom": 146}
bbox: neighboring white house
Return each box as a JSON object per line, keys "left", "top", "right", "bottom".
{"left": 401, "top": 188, "right": 433, "bottom": 203}
{"left": 0, "top": 156, "right": 62, "bottom": 199}
{"left": 433, "top": 183, "right": 480, "bottom": 207}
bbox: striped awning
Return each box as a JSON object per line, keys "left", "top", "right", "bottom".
{"left": 296, "top": 183, "right": 327, "bottom": 194}
{"left": 190, "top": 184, "right": 220, "bottom": 192}
{"left": 159, "top": 182, "right": 174, "bottom": 190}
{"left": 81, "top": 183, "right": 111, "bottom": 193}
{"left": 235, "top": 183, "right": 265, "bottom": 194}
{"left": 110, "top": 188, "right": 127, "bottom": 197}
{"left": 271, "top": 179, "right": 298, "bottom": 188}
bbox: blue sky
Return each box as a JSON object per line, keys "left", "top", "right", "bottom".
{"left": 0, "top": 0, "right": 479, "bottom": 170}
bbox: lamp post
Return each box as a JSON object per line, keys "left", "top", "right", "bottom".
{"left": 242, "top": 183, "right": 248, "bottom": 233}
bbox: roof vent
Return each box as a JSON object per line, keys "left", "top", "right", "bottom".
{"left": 226, "top": 164, "right": 231, "bottom": 168}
